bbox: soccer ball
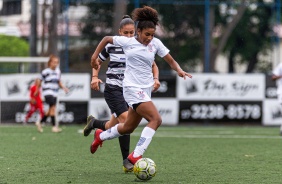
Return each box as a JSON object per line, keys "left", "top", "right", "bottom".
{"left": 133, "top": 158, "right": 157, "bottom": 181}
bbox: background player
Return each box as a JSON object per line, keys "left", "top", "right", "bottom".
{"left": 37, "top": 55, "right": 69, "bottom": 133}
{"left": 24, "top": 78, "right": 44, "bottom": 133}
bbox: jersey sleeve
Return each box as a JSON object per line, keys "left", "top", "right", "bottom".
{"left": 273, "top": 63, "right": 282, "bottom": 76}
{"left": 98, "top": 48, "right": 109, "bottom": 62}
{"left": 155, "top": 38, "right": 170, "bottom": 58}
{"left": 113, "top": 36, "right": 130, "bottom": 47}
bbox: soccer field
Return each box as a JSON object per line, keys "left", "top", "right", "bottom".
{"left": 1, "top": 125, "right": 282, "bottom": 184}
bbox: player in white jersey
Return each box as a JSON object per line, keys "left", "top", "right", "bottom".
{"left": 272, "top": 63, "right": 282, "bottom": 135}
{"left": 83, "top": 15, "right": 160, "bottom": 172}
{"left": 37, "top": 55, "right": 69, "bottom": 133}
{"left": 90, "top": 6, "right": 192, "bottom": 164}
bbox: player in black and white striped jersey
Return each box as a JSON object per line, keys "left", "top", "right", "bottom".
{"left": 37, "top": 55, "right": 69, "bottom": 133}
{"left": 83, "top": 15, "right": 160, "bottom": 172}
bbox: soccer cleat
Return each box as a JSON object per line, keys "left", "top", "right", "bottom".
{"left": 127, "top": 152, "right": 142, "bottom": 165}
{"left": 90, "top": 129, "right": 103, "bottom": 154}
{"left": 52, "top": 126, "right": 62, "bottom": 133}
{"left": 83, "top": 115, "right": 95, "bottom": 137}
{"left": 35, "top": 122, "right": 43, "bottom": 133}
{"left": 122, "top": 159, "right": 134, "bottom": 173}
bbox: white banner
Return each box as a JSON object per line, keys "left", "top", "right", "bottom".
{"left": 88, "top": 99, "right": 112, "bottom": 120}
{"left": 263, "top": 99, "right": 282, "bottom": 126}
{"left": 89, "top": 98, "right": 178, "bottom": 125}
{"left": 0, "top": 74, "right": 39, "bottom": 101}
{"left": 140, "top": 98, "right": 178, "bottom": 125}
{"left": 0, "top": 74, "right": 90, "bottom": 101}
{"left": 177, "top": 74, "right": 265, "bottom": 100}
{"left": 60, "top": 74, "right": 90, "bottom": 101}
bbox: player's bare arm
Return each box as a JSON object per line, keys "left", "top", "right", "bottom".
{"left": 91, "top": 60, "right": 103, "bottom": 91}
{"left": 91, "top": 36, "right": 114, "bottom": 69}
{"left": 163, "top": 54, "right": 192, "bottom": 80}
{"left": 152, "top": 61, "right": 160, "bottom": 92}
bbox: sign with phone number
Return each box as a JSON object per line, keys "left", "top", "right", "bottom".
{"left": 179, "top": 101, "right": 262, "bottom": 123}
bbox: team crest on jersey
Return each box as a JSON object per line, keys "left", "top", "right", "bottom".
{"left": 137, "top": 91, "right": 145, "bottom": 99}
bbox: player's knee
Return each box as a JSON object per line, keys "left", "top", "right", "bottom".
{"left": 155, "top": 117, "right": 162, "bottom": 127}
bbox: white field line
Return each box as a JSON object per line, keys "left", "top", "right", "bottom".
{"left": 77, "top": 129, "right": 282, "bottom": 139}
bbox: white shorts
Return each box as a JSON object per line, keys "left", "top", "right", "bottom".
{"left": 123, "top": 86, "right": 153, "bottom": 108}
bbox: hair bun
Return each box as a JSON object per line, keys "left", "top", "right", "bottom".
{"left": 122, "top": 15, "right": 131, "bottom": 19}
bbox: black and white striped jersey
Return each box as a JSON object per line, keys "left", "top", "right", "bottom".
{"left": 40, "top": 67, "right": 61, "bottom": 97}
{"left": 98, "top": 43, "right": 126, "bottom": 87}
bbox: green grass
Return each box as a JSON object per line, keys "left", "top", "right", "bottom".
{"left": 1, "top": 125, "right": 282, "bottom": 184}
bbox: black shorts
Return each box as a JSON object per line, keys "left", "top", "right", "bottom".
{"left": 104, "top": 84, "right": 128, "bottom": 117}
{"left": 44, "top": 95, "right": 57, "bottom": 106}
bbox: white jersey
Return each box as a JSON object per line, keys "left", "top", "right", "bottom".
{"left": 40, "top": 67, "right": 61, "bottom": 97}
{"left": 113, "top": 36, "right": 169, "bottom": 88}
{"left": 273, "top": 63, "right": 282, "bottom": 95}
{"left": 98, "top": 43, "right": 126, "bottom": 87}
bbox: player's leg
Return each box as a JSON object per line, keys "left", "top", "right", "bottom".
{"left": 83, "top": 115, "right": 115, "bottom": 136}
{"left": 84, "top": 84, "right": 120, "bottom": 136}
{"left": 278, "top": 94, "right": 282, "bottom": 135}
{"left": 25, "top": 104, "right": 36, "bottom": 124}
{"left": 125, "top": 86, "right": 161, "bottom": 164}
{"left": 49, "top": 104, "right": 61, "bottom": 133}
{"left": 38, "top": 101, "right": 45, "bottom": 120}
{"left": 115, "top": 111, "right": 133, "bottom": 172}
{"left": 90, "top": 107, "right": 142, "bottom": 154}
{"left": 103, "top": 84, "right": 133, "bottom": 171}
{"left": 40, "top": 95, "right": 53, "bottom": 124}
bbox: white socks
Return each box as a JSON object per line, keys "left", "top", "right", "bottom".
{"left": 99, "top": 124, "right": 121, "bottom": 141}
{"left": 133, "top": 126, "right": 156, "bottom": 157}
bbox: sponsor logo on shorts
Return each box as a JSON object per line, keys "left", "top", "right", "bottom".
{"left": 137, "top": 91, "right": 145, "bottom": 99}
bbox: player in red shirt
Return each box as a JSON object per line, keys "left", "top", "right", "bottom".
{"left": 24, "top": 78, "right": 44, "bottom": 132}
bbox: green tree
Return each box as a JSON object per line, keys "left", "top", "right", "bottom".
{"left": 222, "top": 0, "right": 273, "bottom": 73}
{"left": 0, "top": 35, "right": 29, "bottom": 73}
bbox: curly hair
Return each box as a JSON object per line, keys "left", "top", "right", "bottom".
{"left": 131, "top": 6, "right": 159, "bottom": 30}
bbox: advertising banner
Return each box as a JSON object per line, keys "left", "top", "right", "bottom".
{"left": 263, "top": 99, "right": 282, "bottom": 126}
{"left": 60, "top": 74, "right": 90, "bottom": 101}
{"left": 179, "top": 101, "right": 262, "bottom": 123}
{"left": 88, "top": 99, "right": 112, "bottom": 120}
{"left": 0, "top": 74, "right": 39, "bottom": 101}
{"left": 265, "top": 74, "right": 277, "bottom": 99}
{"left": 177, "top": 74, "right": 265, "bottom": 101}
{"left": 91, "top": 75, "right": 177, "bottom": 98}
{"left": 140, "top": 98, "right": 178, "bottom": 125}
{"left": 89, "top": 98, "right": 178, "bottom": 125}
{"left": 0, "top": 74, "right": 90, "bottom": 101}
{"left": 151, "top": 75, "right": 176, "bottom": 98}
{"left": 1, "top": 101, "right": 87, "bottom": 124}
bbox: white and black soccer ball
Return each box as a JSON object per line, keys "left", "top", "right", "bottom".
{"left": 133, "top": 158, "right": 157, "bottom": 181}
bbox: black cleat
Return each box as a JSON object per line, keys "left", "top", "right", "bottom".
{"left": 122, "top": 158, "right": 134, "bottom": 173}
{"left": 83, "top": 115, "right": 95, "bottom": 137}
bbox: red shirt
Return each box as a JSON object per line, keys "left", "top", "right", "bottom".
{"left": 30, "top": 85, "right": 42, "bottom": 103}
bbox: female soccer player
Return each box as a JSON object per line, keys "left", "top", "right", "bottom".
{"left": 90, "top": 6, "right": 192, "bottom": 164}
{"left": 24, "top": 78, "right": 44, "bottom": 132}
{"left": 83, "top": 15, "right": 160, "bottom": 172}
{"left": 37, "top": 55, "right": 69, "bottom": 133}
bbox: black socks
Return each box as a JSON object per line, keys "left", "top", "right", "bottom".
{"left": 119, "top": 134, "right": 130, "bottom": 160}
{"left": 93, "top": 119, "right": 108, "bottom": 131}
